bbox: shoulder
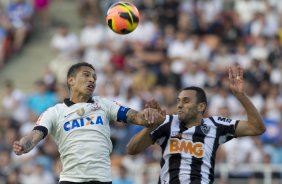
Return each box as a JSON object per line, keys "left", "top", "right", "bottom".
{"left": 40, "top": 102, "right": 66, "bottom": 116}
{"left": 43, "top": 103, "right": 61, "bottom": 114}
{"left": 158, "top": 114, "right": 177, "bottom": 128}
{"left": 92, "top": 96, "right": 111, "bottom": 103}
{"left": 36, "top": 105, "right": 60, "bottom": 124}
{"left": 92, "top": 96, "right": 115, "bottom": 105}
{"left": 163, "top": 114, "right": 178, "bottom": 124}
{"left": 91, "top": 96, "right": 102, "bottom": 101}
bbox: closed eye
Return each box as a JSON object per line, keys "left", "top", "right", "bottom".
{"left": 177, "top": 97, "right": 191, "bottom": 104}
{"left": 82, "top": 71, "right": 92, "bottom": 78}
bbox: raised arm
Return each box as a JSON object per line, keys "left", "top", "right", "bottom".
{"left": 228, "top": 66, "right": 266, "bottom": 137}
{"left": 13, "top": 130, "right": 44, "bottom": 155}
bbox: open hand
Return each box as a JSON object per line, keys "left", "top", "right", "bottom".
{"left": 228, "top": 66, "right": 245, "bottom": 96}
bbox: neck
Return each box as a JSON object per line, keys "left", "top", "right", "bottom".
{"left": 70, "top": 92, "right": 91, "bottom": 103}
{"left": 183, "top": 116, "right": 202, "bottom": 128}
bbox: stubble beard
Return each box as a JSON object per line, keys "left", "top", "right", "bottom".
{"left": 179, "top": 107, "right": 199, "bottom": 127}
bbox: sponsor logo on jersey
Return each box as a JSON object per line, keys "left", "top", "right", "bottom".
{"left": 169, "top": 138, "right": 204, "bottom": 158}
{"left": 63, "top": 115, "right": 104, "bottom": 131}
{"left": 217, "top": 117, "right": 232, "bottom": 123}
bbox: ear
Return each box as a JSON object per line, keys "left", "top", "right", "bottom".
{"left": 67, "top": 77, "right": 74, "bottom": 88}
{"left": 198, "top": 103, "right": 206, "bottom": 114}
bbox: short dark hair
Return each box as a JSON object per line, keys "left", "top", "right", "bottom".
{"left": 182, "top": 86, "right": 207, "bottom": 104}
{"left": 182, "top": 86, "right": 207, "bottom": 113}
{"left": 67, "top": 62, "right": 95, "bottom": 89}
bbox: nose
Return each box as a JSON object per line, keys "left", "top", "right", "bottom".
{"left": 89, "top": 76, "right": 95, "bottom": 83}
{"left": 177, "top": 102, "right": 183, "bottom": 109}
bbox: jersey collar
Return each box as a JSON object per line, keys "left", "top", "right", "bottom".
{"left": 64, "top": 98, "right": 94, "bottom": 107}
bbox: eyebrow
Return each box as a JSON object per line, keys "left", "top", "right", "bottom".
{"left": 83, "top": 70, "right": 97, "bottom": 78}
{"left": 82, "top": 71, "right": 94, "bottom": 75}
{"left": 82, "top": 70, "right": 91, "bottom": 73}
{"left": 177, "top": 97, "right": 191, "bottom": 101}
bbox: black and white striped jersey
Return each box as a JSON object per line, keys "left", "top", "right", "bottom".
{"left": 150, "top": 115, "right": 239, "bottom": 184}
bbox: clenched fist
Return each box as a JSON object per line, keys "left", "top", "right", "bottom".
{"left": 13, "top": 141, "right": 25, "bottom": 155}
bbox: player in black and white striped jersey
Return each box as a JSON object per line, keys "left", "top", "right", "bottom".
{"left": 127, "top": 66, "right": 266, "bottom": 184}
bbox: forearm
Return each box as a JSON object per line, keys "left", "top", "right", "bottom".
{"left": 126, "top": 108, "right": 165, "bottom": 127}
{"left": 127, "top": 127, "right": 154, "bottom": 155}
{"left": 20, "top": 130, "right": 44, "bottom": 153}
{"left": 235, "top": 93, "right": 265, "bottom": 133}
{"left": 126, "top": 109, "right": 150, "bottom": 126}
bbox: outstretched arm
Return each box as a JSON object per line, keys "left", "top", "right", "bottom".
{"left": 126, "top": 107, "right": 166, "bottom": 127}
{"left": 13, "top": 130, "right": 44, "bottom": 155}
{"left": 229, "top": 66, "right": 266, "bottom": 137}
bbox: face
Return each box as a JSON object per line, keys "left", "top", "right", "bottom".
{"left": 68, "top": 66, "right": 96, "bottom": 97}
{"left": 176, "top": 90, "right": 201, "bottom": 122}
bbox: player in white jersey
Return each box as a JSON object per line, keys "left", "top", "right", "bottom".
{"left": 127, "top": 66, "right": 266, "bottom": 184}
{"left": 12, "top": 62, "right": 165, "bottom": 184}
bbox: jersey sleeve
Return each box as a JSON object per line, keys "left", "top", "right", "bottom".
{"left": 100, "top": 98, "right": 130, "bottom": 123}
{"left": 35, "top": 107, "right": 57, "bottom": 133}
{"left": 150, "top": 115, "right": 171, "bottom": 145}
{"left": 211, "top": 116, "right": 239, "bottom": 144}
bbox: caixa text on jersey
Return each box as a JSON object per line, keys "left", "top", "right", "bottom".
{"left": 64, "top": 116, "right": 104, "bottom": 131}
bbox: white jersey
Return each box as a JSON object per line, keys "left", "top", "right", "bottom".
{"left": 35, "top": 96, "right": 129, "bottom": 182}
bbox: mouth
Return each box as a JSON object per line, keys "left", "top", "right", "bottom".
{"left": 87, "top": 84, "right": 95, "bottom": 91}
{"left": 178, "top": 111, "right": 183, "bottom": 115}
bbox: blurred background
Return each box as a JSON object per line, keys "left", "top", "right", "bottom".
{"left": 0, "top": 0, "right": 282, "bottom": 184}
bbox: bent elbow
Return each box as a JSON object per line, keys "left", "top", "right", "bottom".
{"left": 253, "top": 125, "right": 266, "bottom": 136}
{"left": 259, "top": 126, "right": 266, "bottom": 135}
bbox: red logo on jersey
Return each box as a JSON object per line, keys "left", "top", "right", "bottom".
{"left": 169, "top": 138, "right": 204, "bottom": 158}
{"left": 36, "top": 113, "right": 44, "bottom": 125}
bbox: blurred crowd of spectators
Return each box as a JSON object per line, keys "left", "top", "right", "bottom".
{"left": 0, "top": 0, "right": 50, "bottom": 68}
{"left": 1, "top": 0, "right": 282, "bottom": 184}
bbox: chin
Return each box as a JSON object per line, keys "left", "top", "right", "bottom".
{"left": 87, "top": 92, "right": 93, "bottom": 96}
{"left": 85, "top": 89, "right": 94, "bottom": 94}
{"left": 178, "top": 116, "right": 185, "bottom": 122}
